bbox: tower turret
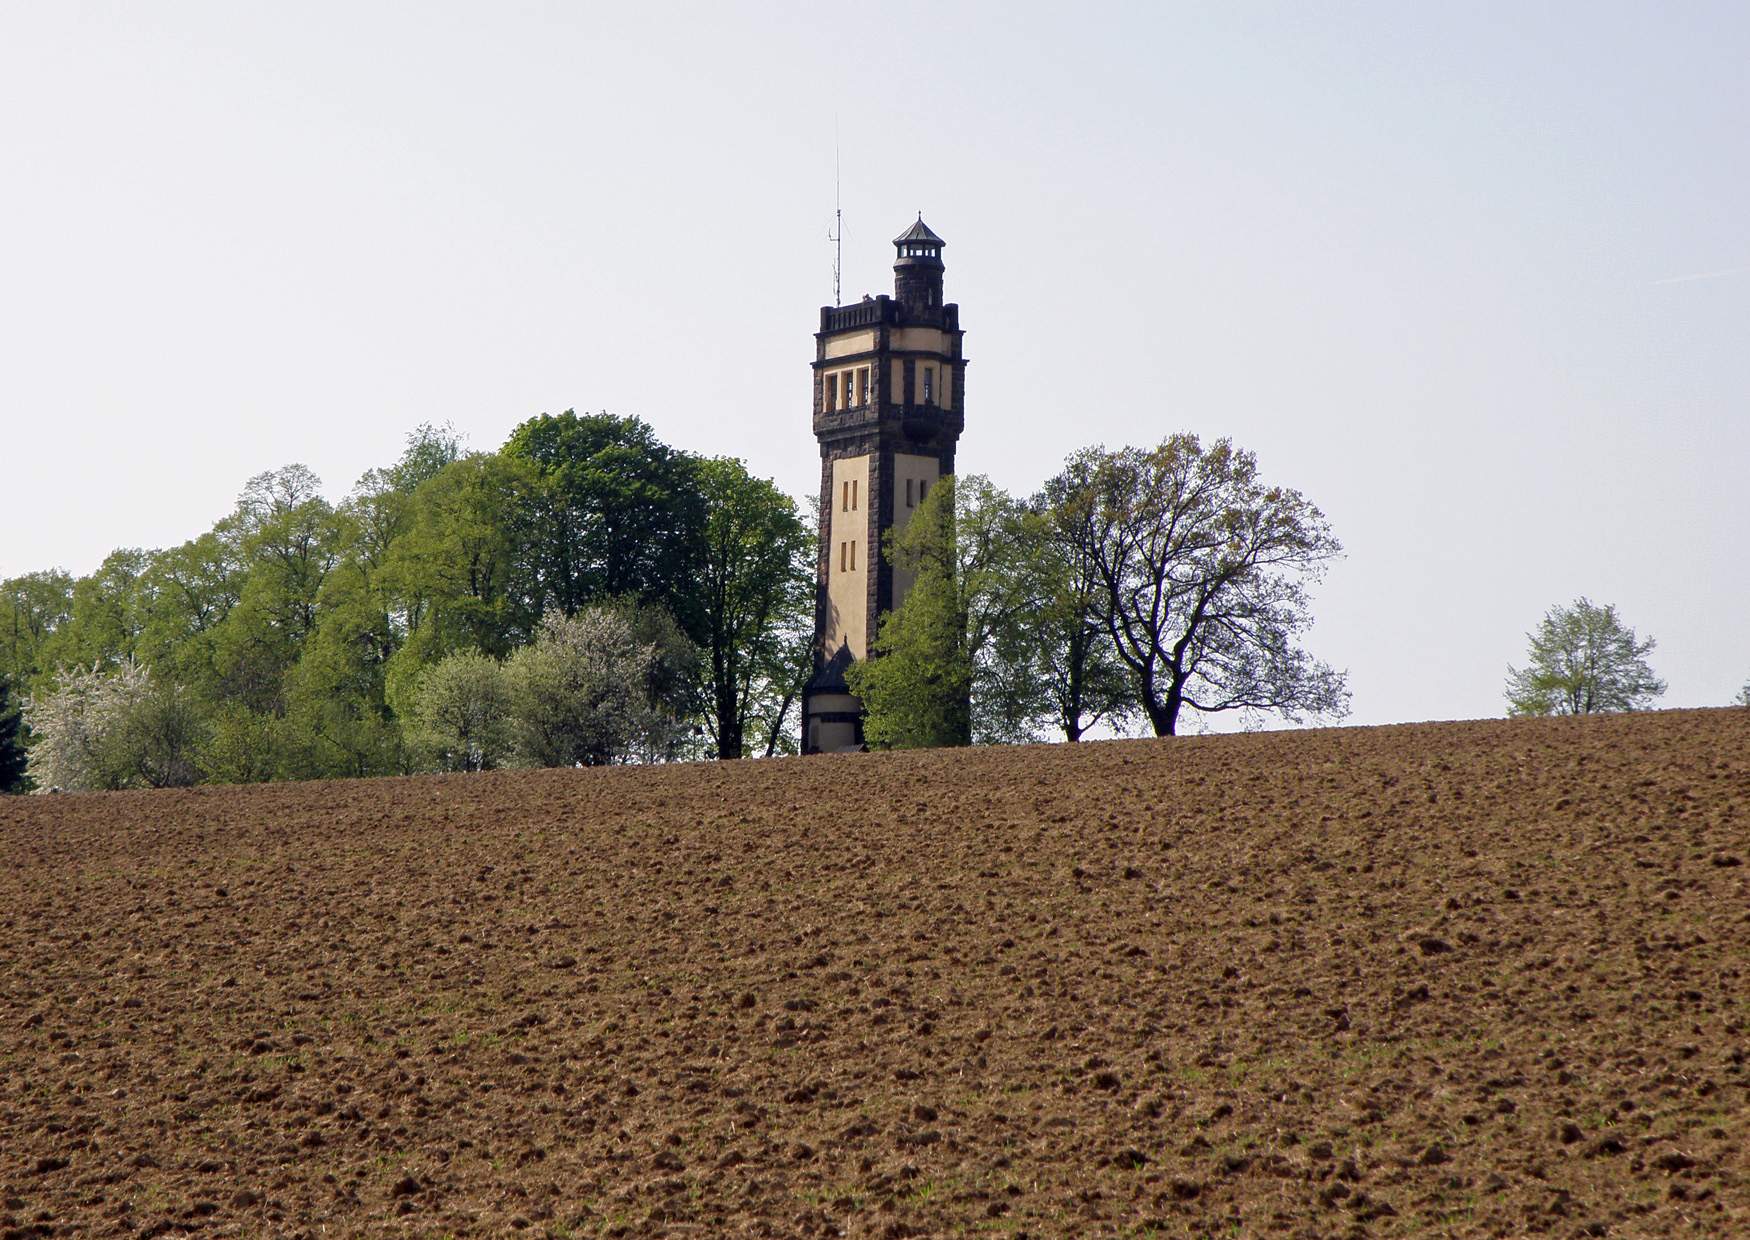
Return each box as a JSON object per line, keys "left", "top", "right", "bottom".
{"left": 892, "top": 215, "right": 946, "bottom": 310}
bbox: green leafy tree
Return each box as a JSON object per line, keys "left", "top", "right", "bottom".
{"left": 0, "top": 676, "right": 27, "bottom": 793}
{"left": 341, "top": 421, "right": 470, "bottom": 680}
{"left": 1070, "top": 434, "right": 1348, "bottom": 737}
{"left": 958, "top": 478, "right": 1053, "bottom": 744}
{"left": 135, "top": 527, "right": 245, "bottom": 694}
{"left": 382, "top": 451, "right": 539, "bottom": 709}
{"left": 279, "top": 596, "right": 406, "bottom": 780}
{"left": 846, "top": 482, "right": 968, "bottom": 748}
{"left": 1505, "top": 598, "right": 1665, "bottom": 716}
{"left": 848, "top": 476, "right": 1033, "bottom": 749}
{"left": 269, "top": 454, "right": 459, "bottom": 781}
{"left": 381, "top": 421, "right": 465, "bottom": 495}
{"left": 502, "top": 411, "right": 709, "bottom": 639}
{"left": 39, "top": 549, "right": 154, "bottom": 672}
{"left": 1, "top": 570, "right": 75, "bottom": 691}
{"left": 111, "top": 677, "right": 209, "bottom": 788}
{"left": 695, "top": 457, "right": 813, "bottom": 758}
{"left": 991, "top": 463, "right": 1139, "bottom": 742}
{"left": 233, "top": 465, "right": 342, "bottom": 648}
{"left": 209, "top": 465, "right": 344, "bottom": 716}
{"left": 740, "top": 493, "right": 824, "bottom": 758}
{"left": 199, "top": 705, "right": 281, "bottom": 786}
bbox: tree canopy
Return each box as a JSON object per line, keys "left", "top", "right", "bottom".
{"left": 695, "top": 457, "right": 813, "bottom": 758}
{"left": 847, "top": 475, "right": 1039, "bottom": 749}
{"left": 0, "top": 412, "right": 1364, "bottom": 781}
{"left": 1505, "top": 598, "right": 1665, "bottom": 716}
{"left": 1053, "top": 435, "right": 1348, "bottom": 737}
{"left": 502, "top": 411, "right": 709, "bottom": 640}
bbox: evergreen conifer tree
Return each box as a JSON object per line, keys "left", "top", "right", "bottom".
{"left": 0, "top": 676, "right": 28, "bottom": 793}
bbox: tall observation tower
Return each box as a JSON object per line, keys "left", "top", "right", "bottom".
{"left": 801, "top": 217, "right": 967, "bottom": 754}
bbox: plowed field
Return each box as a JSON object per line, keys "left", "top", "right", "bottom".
{"left": 3, "top": 710, "right": 1748, "bottom": 1238}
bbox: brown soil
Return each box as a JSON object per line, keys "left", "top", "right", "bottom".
{"left": 2, "top": 710, "right": 1747, "bottom": 1238}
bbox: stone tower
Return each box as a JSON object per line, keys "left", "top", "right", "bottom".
{"left": 801, "top": 216, "right": 966, "bottom": 754}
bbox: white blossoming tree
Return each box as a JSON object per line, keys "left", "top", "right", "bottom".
{"left": 410, "top": 650, "right": 513, "bottom": 772}
{"left": 24, "top": 660, "right": 151, "bottom": 791}
{"left": 504, "top": 607, "right": 668, "bottom": 767}
{"left": 25, "top": 660, "right": 206, "bottom": 791}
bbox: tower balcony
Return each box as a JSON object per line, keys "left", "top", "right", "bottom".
{"left": 819, "top": 297, "right": 959, "bottom": 335}
{"left": 813, "top": 402, "right": 962, "bottom": 451}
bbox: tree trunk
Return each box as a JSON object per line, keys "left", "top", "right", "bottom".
{"left": 715, "top": 712, "right": 742, "bottom": 760}
{"left": 713, "top": 651, "right": 741, "bottom": 759}
{"left": 1143, "top": 676, "right": 1183, "bottom": 736}
{"left": 764, "top": 689, "right": 796, "bottom": 758}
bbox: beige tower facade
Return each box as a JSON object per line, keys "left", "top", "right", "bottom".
{"left": 802, "top": 218, "right": 966, "bottom": 753}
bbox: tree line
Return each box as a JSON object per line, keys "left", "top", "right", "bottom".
{"left": 1, "top": 413, "right": 817, "bottom": 791}
{"left": 0, "top": 415, "right": 1460, "bottom": 793}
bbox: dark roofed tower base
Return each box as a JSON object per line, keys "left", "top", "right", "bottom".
{"left": 802, "top": 217, "right": 966, "bottom": 754}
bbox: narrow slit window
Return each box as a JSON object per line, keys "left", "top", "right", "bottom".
{"left": 857, "top": 367, "right": 869, "bottom": 405}
{"left": 841, "top": 481, "right": 848, "bottom": 512}
{"left": 905, "top": 478, "right": 914, "bottom": 508}
{"left": 851, "top": 479, "right": 859, "bottom": 511}
{"left": 850, "top": 541, "right": 857, "bottom": 571}
{"left": 922, "top": 367, "right": 934, "bottom": 404}
{"left": 839, "top": 542, "right": 846, "bottom": 572}
{"left": 825, "top": 374, "right": 837, "bottom": 410}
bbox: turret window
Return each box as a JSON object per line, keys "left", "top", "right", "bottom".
{"left": 922, "top": 367, "right": 934, "bottom": 405}
{"left": 841, "top": 479, "right": 859, "bottom": 512}
{"left": 824, "top": 374, "right": 837, "bottom": 410}
{"left": 857, "top": 367, "right": 869, "bottom": 405}
{"left": 905, "top": 478, "right": 914, "bottom": 508}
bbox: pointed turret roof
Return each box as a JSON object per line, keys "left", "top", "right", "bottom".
{"left": 893, "top": 215, "right": 945, "bottom": 247}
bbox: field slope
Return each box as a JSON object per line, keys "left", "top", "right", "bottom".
{"left": 2, "top": 709, "right": 1747, "bottom": 1238}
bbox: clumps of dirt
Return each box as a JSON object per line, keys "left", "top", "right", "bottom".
{"left": 2, "top": 708, "right": 1748, "bottom": 1235}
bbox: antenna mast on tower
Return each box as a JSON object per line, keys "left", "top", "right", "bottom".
{"left": 827, "top": 137, "right": 842, "bottom": 306}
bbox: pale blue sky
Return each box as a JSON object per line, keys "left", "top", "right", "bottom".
{"left": 2, "top": 2, "right": 1745, "bottom": 726}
